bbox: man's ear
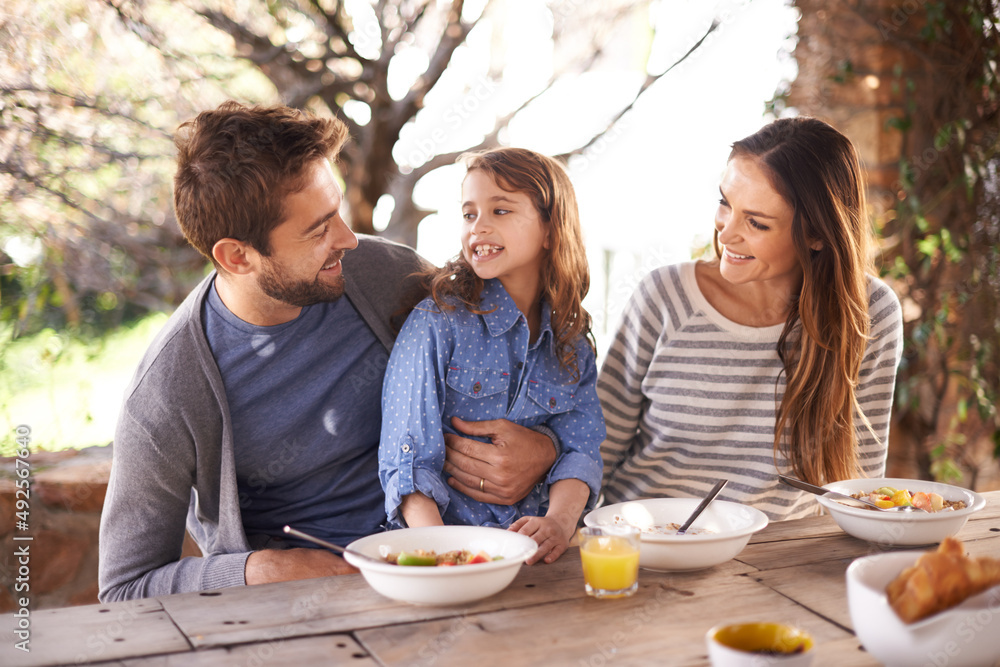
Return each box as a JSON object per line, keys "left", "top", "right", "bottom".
{"left": 212, "top": 238, "right": 258, "bottom": 275}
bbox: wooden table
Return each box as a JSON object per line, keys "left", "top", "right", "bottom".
{"left": 6, "top": 491, "right": 1000, "bottom": 666}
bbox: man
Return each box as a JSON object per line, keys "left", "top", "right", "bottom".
{"left": 99, "top": 102, "right": 557, "bottom": 601}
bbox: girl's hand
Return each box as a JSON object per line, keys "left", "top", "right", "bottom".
{"left": 510, "top": 516, "right": 569, "bottom": 565}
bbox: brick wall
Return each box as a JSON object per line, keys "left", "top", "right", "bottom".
{"left": 0, "top": 446, "right": 111, "bottom": 611}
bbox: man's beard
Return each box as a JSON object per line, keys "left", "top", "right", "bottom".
{"left": 257, "top": 255, "right": 346, "bottom": 307}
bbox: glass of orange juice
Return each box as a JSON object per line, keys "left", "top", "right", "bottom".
{"left": 578, "top": 525, "right": 640, "bottom": 598}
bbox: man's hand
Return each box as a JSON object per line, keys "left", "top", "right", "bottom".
{"left": 244, "top": 547, "right": 357, "bottom": 585}
{"left": 443, "top": 417, "right": 557, "bottom": 505}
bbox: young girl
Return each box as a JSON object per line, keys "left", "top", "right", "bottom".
{"left": 378, "top": 147, "right": 605, "bottom": 564}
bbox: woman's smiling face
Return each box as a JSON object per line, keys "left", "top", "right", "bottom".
{"left": 715, "top": 156, "right": 802, "bottom": 293}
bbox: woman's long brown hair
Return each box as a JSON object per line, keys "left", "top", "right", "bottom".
{"left": 424, "top": 147, "right": 594, "bottom": 381}
{"left": 720, "top": 117, "right": 876, "bottom": 485}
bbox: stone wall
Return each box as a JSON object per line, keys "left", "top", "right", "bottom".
{"left": 1, "top": 444, "right": 204, "bottom": 612}
{"left": 786, "top": 1, "right": 1000, "bottom": 492}
{"left": 786, "top": 0, "right": 921, "bottom": 208}
{"left": 0, "top": 446, "right": 111, "bottom": 611}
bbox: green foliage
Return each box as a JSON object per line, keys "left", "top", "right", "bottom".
{"left": 0, "top": 312, "right": 169, "bottom": 456}
{"left": 881, "top": 0, "right": 1000, "bottom": 484}
{"left": 0, "top": 0, "right": 264, "bottom": 340}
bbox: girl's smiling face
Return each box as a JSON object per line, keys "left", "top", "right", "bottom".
{"left": 461, "top": 169, "right": 550, "bottom": 291}
{"left": 715, "top": 156, "right": 802, "bottom": 293}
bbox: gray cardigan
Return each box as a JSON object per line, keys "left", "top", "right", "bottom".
{"left": 98, "top": 236, "right": 429, "bottom": 602}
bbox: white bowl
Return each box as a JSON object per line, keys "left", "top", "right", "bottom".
{"left": 583, "top": 498, "right": 769, "bottom": 571}
{"left": 344, "top": 525, "right": 537, "bottom": 605}
{"left": 706, "top": 622, "right": 815, "bottom": 667}
{"left": 816, "top": 477, "right": 985, "bottom": 547}
{"left": 846, "top": 550, "right": 1000, "bottom": 667}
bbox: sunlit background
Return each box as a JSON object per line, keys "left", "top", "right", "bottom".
{"left": 1, "top": 0, "right": 799, "bottom": 450}
{"left": 391, "top": 0, "right": 798, "bottom": 354}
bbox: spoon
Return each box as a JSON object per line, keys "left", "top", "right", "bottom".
{"left": 778, "top": 475, "right": 926, "bottom": 513}
{"left": 676, "top": 479, "right": 728, "bottom": 535}
{"left": 282, "top": 525, "right": 388, "bottom": 564}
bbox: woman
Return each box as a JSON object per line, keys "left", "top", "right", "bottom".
{"left": 598, "top": 117, "right": 903, "bottom": 520}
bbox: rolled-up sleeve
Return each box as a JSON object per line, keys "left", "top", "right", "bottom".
{"left": 378, "top": 303, "right": 455, "bottom": 524}
{"left": 544, "top": 344, "right": 606, "bottom": 509}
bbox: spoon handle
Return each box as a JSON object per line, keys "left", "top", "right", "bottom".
{"left": 677, "top": 479, "right": 728, "bottom": 534}
{"left": 777, "top": 475, "right": 880, "bottom": 509}
{"left": 283, "top": 525, "right": 385, "bottom": 564}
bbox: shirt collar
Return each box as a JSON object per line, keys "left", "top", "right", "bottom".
{"left": 479, "top": 279, "right": 554, "bottom": 349}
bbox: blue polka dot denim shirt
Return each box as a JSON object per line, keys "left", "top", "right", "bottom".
{"left": 378, "top": 278, "right": 605, "bottom": 528}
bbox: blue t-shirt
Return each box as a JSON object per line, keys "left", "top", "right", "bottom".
{"left": 203, "top": 282, "right": 388, "bottom": 547}
{"left": 378, "top": 278, "right": 605, "bottom": 528}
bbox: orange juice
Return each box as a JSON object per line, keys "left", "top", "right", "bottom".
{"left": 580, "top": 535, "right": 640, "bottom": 597}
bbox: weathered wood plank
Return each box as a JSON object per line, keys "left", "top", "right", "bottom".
{"left": 748, "top": 512, "right": 843, "bottom": 544}
{"left": 158, "top": 548, "right": 753, "bottom": 649}
{"left": 752, "top": 560, "right": 855, "bottom": 630}
{"left": 1, "top": 598, "right": 190, "bottom": 667}
{"left": 102, "top": 634, "right": 376, "bottom": 666}
{"left": 738, "top": 505, "right": 1000, "bottom": 573}
{"left": 355, "top": 574, "right": 871, "bottom": 667}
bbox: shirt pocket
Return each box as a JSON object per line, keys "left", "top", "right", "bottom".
{"left": 526, "top": 380, "right": 577, "bottom": 418}
{"left": 444, "top": 367, "right": 509, "bottom": 422}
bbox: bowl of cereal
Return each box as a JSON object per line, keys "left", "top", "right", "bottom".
{"left": 344, "top": 525, "right": 537, "bottom": 605}
{"left": 583, "top": 498, "right": 769, "bottom": 571}
{"left": 815, "top": 477, "right": 985, "bottom": 547}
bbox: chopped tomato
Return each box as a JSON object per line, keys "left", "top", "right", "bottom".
{"left": 467, "top": 551, "right": 491, "bottom": 564}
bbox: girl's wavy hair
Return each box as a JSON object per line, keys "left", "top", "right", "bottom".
{"left": 424, "top": 147, "right": 594, "bottom": 380}
{"left": 715, "top": 117, "right": 876, "bottom": 486}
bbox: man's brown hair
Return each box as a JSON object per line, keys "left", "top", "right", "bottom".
{"left": 173, "top": 101, "right": 349, "bottom": 263}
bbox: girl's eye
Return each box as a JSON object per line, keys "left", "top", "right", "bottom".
{"left": 462, "top": 212, "right": 476, "bottom": 221}
{"left": 718, "top": 198, "right": 730, "bottom": 208}
{"left": 748, "top": 218, "right": 770, "bottom": 231}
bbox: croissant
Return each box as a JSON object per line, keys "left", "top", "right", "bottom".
{"left": 886, "top": 537, "right": 1000, "bottom": 624}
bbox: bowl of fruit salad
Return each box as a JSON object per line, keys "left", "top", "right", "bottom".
{"left": 344, "top": 525, "right": 537, "bottom": 605}
{"left": 815, "top": 477, "right": 986, "bottom": 546}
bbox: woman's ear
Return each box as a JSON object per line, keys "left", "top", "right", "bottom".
{"left": 809, "top": 239, "right": 823, "bottom": 252}
{"left": 212, "top": 238, "right": 257, "bottom": 275}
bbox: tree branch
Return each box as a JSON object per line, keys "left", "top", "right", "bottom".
{"left": 556, "top": 17, "right": 719, "bottom": 160}
{"left": 324, "top": 0, "right": 371, "bottom": 62}
{"left": 390, "top": 0, "right": 478, "bottom": 135}
{"left": 0, "top": 86, "right": 174, "bottom": 138}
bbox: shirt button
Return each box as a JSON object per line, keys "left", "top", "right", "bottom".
{"left": 472, "top": 382, "right": 482, "bottom": 393}
{"left": 516, "top": 362, "right": 523, "bottom": 369}
{"left": 401, "top": 443, "right": 411, "bottom": 453}
{"left": 549, "top": 397, "right": 557, "bottom": 408}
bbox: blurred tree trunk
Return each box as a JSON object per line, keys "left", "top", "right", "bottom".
{"left": 785, "top": 0, "right": 1000, "bottom": 488}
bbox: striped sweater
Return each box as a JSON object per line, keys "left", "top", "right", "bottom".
{"left": 598, "top": 261, "right": 903, "bottom": 521}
